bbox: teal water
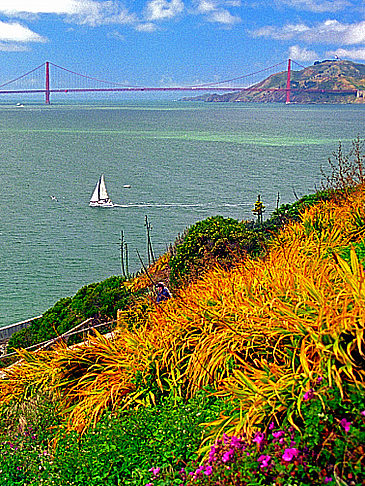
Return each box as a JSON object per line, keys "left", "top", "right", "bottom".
{"left": 0, "top": 100, "right": 363, "bottom": 327}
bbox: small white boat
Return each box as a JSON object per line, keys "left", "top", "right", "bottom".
{"left": 89, "top": 174, "right": 114, "bottom": 207}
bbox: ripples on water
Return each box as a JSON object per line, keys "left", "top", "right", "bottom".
{"left": 0, "top": 100, "right": 363, "bottom": 326}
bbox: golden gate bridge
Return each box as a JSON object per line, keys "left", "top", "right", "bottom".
{"left": 0, "top": 59, "right": 357, "bottom": 104}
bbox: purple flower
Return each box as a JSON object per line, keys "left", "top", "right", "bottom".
{"left": 204, "top": 465, "right": 213, "bottom": 475}
{"left": 208, "top": 445, "right": 217, "bottom": 462}
{"left": 253, "top": 432, "right": 265, "bottom": 445}
{"left": 230, "top": 436, "right": 243, "bottom": 448}
{"left": 272, "top": 430, "right": 285, "bottom": 440}
{"left": 303, "top": 389, "right": 314, "bottom": 401}
{"left": 145, "top": 483, "right": 153, "bottom": 486}
{"left": 324, "top": 477, "right": 333, "bottom": 483}
{"left": 361, "top": 410, "right": 365, "bottom": 417}
{"left": 149, "top": 467, "right": 160, "bottom": 476}
{"left": 340, "top": 418, "right": 351, "bottom": 433}
{"left": 257, "top": 454, "right": 271, "bottom": 468}
{"left": 269, "top": 422, "right": 275, "bottom": 430}
{"left": 282, "top": 448, "right": 299, "bottom": 462}
{"left": 317, "top": 376, "right": 323, "bottom": 384}
{"left": 222, "top": 448, "right": 234, "bottom": 463}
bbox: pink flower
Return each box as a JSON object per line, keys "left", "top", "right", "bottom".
{"left": 272, "top": 430, "right": 285, "bottom": 440}
{"left": 340, "top": 418, "right": 351, "bottom": 433}
{"left": 269, "top": 422, "right": 275, "bottom": 430}
{"left": 361, "top": 410, "right": 365, "bottom": 416}
{"left": 253, "top": 432, "right": 265, "bottom": 445}
{"left": 222, "top": 449, "right": 234, "bottom": 463}
{"left": 257, "top": 454, "right": 271, "bottom": 468}
{"left": 282, "top": 448, "right": 299, "bottom": 462}
{"left": 317, "top": 376, "right": 323, "bottom": 384}
{"left": 209, "top": 445, "right": 217, "bottom": 462}
{"left": 230, "top": 436, "right": 243, "bottom": 448}
{"left": 324, "top": 477, "right": 333, "bottom": 483}
{"left": 204, "top": 465, "right": 213, "bottom": 475}
{"left": 149, "top": 467, "right": 160, "bottom": 476}
{"left": 303, "top": 389, "right": 314, "bottom": 401}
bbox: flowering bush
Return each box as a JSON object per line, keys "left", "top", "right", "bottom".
{"left": 144, "top": 380, "right": 365, "bottom": 486}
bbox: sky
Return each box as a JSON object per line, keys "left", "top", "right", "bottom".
{"left": 0, "top": 0, "right": 364, "bottom": 87}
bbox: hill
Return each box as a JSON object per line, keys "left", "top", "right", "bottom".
{"left": 0, "top": 140, "right": 364, "bottom": 485}
{"left": 183, "top": 59, "right": 365, "bottom": 103}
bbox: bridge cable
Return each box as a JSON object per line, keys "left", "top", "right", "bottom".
{"left": 0, "top": 62, "right": 45, "bottom": 88}
{"left": 49, "top": 62, "right": 143, "bottom": 88}
{"left": 189, "top": 60, "right": 287, "bottom": 87}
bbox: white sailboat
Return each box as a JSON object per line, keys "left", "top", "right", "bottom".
{"left": 89, "top": 174, "right": 114, "bottom": 207}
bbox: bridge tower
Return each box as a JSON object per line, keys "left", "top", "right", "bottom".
{"left": 45, "top": 61, "right": 50, "bottom": 105}
{"left": 286, "top": 58, "right": 291, "bottom": 104}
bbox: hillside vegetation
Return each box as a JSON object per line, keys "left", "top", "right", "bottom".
{"left": 185, "top": 59, "right": 365, "bottom": 103}
{"left": 0, "top": 140, "right": 364, "bottom": 485}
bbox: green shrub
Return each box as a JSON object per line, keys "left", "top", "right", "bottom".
{"left": 147, "top": 380, "right": 365, "bottom": 486}
{"left": 7, "top": 276, "right": 132, "bottom": 352}
{"left": 268, "top": 189, "right": 334, "bottom": 226}
{"left": 0, "top": 392, "right": 229, "bottom": 486}
{"left": 169, "top": 216, "right": 263, "bottom": 285}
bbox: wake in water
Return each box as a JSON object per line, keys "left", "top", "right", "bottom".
{"left": 112, "top": 202, "right": 252, "bottom": 209}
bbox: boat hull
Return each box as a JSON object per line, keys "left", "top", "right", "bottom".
{"left": 89, "top": 201, "right": 114, "bottom": 207}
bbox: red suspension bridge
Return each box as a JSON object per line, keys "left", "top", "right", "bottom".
{"left": 0, "top": 59, "right": 358, "bottom": 104}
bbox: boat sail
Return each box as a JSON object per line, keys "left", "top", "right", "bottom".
{"left": 89, "top": 174, "right": 114, "bottom": 207}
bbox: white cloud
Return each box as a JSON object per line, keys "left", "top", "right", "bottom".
{"left": 208, "top": 9, "right": 240, "bottom": 24}
{"left": 252, "top": 20, "right": 365, "bottom": 45}
{"left": 195, "top": 0, "right": 241, "bottom": 24}
{"left": 135, "top": 22, "right": 158, "bottom": 32}
{"left": 326, "top": 47, "right": 365, "bottom": 60}
{"left": 289, "top": 44, "right": 318, "bottom": 61}
{"left": 0, "top": 1, "right": 138, "bottom": 27}
{"left": 145, "top": 0, "right": 184, "bottom": 21}
{"left": 253, "top": 23, "right": 310, "bottom": 40}
{"left": 0, "top": 20, "right": 46, "bottom": 42}
{"left": 0, "top": 0, "right": 85, "bottom": 15}
{"left": 197, "top": 0, "right": 215, "bottom": 12}
{"left": 274, "top": 0, "right": 351, "bottom": 13}
{"left": 67, "top": 2, "right": 138, "bottom": 26}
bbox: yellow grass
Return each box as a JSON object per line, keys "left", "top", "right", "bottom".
{"left": 1, "top": 186, "right": 364, "bottom": 436}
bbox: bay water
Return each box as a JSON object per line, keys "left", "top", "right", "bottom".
{"left": 0, "top": 100, "right": 363, "bottom": 327}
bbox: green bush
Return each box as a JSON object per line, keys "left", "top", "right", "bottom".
{"left": 268, "top": 189, "right": 334, "bottom": 226}
{"left": 7, "top": 276, "right": 132, "bottom": 352}
{"left": 169, "top": 216, "right": 263, "bottom": 285}
{"left": 0, "top": 392, "right": 229, "bottom": 486}
{"left": 146, "top": 380, "right": 365, "bottom": 486}
{"left": 169, "top": 192, "right": 338, "bottom": 287}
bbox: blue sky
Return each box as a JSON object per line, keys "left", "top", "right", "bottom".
{"left": 0, "top": 0, "right": 364, "bottom": 87}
